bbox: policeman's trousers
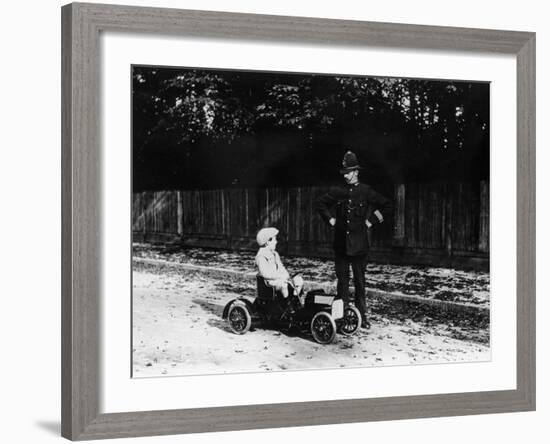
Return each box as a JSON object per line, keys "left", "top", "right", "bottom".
{"left": 334, "top": 252, "right": 368, "bottom": 317}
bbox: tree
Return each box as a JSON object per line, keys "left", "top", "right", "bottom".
{"left": 132, "top": 66, "right": 489, "bottom": 190}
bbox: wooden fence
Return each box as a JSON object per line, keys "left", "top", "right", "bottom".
{"left": 133, "top": 182, "right": 489, "bottom": 270}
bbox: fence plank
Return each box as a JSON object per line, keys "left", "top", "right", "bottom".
{"left": 444, "top": 184, "right": 453, "bottom": 256}
{"left": 479, "top": 181, "right": 490, "bottom": 253}
{"left": 132, "top": 182, "right": 489, "bottom": 266}
{"left": 393, "top": 184, "right": 405, "bottom": 246}
{"left": 405, "top": 183, "right": 418, "bottom": 248}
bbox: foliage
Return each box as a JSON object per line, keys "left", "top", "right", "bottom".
{"left": 132, "top": 66, "right": 489, "bottom": 189}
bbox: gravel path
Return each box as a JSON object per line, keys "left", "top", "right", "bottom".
{"left": 133, "top": 243, "right": 490, "bottom": 308}
{"left": 133, "top": 261, "right": 490, "bottom": 378}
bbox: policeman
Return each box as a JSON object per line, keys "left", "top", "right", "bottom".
{"left": 316, "top": 151, "right": 393, "bottom": 328}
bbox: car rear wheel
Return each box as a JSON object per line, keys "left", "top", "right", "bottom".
{"left": 338, "top": 305, "right": 362, "bottom": 336}
{"left": 310, "top": 312, "right": 337, "bottom": 344}
{"left": 227, "top": 301, "right": 252, "bottom": 334}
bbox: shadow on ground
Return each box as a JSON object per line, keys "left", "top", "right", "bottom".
{"left": 193, "top": 298, "right": 233, "bottom": 332}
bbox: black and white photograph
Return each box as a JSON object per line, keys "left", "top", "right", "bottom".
{"left": 131, "top": 65, "right": 490, "bottom": 377}
{"left": 2, "top": 0, "right": 543, "bottom": 442}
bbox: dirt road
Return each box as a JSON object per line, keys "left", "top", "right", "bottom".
{"left": 133, "top": 243, "right": 490, "bottom": 307}
{"left": 132, "top": 262, "right": 490, "bottom": 377}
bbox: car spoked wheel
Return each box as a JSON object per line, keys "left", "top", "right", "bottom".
{"left": 338, "top": 305, "right": 362, "bottom": 336}
{"left": 310, "top": 312, "right": 337, "bottom": 344}
{"left": 227, "top": 301, "right": 252, "bottom": 335}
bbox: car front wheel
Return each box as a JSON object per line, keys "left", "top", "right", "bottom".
{"left": 338, "top": 305, "right": 362, "bottom": 336}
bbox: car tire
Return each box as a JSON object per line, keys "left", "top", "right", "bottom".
{"left": 310, "top": 312, "right": 337, "bottom": 344}
{"left": 338, "top": 305, "right": 362, "bottom": 336}
{"left": 227, "top": 301, "right": 252, "bottom": 335}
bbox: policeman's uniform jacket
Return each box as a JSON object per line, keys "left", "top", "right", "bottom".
{"left": 316, "top": 183, "right": 393, "bottom": 256}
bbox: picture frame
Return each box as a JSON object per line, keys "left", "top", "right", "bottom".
{"left": 61, "top": 2, "right": 535, "bottom": 440}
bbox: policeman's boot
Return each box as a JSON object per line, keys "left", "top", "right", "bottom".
{"left": 361, "top": 312, "right": 371, "bottom": 329}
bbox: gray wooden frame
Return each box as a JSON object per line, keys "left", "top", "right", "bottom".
{"left": 61, "top": 2, "right": 536, "bottom": 440}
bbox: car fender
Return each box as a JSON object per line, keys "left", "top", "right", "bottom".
{"left": 222, "top": 298, "right": 254, "bottom": 319}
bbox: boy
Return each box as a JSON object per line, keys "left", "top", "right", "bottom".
{"left": 255, "top": 227, "right": 303, "bottom": 299}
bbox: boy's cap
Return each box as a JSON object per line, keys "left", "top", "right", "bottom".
{"left": 256, "top": 227, "right": 279, "bottom": 246}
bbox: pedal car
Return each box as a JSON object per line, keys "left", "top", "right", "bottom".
{"left": 222, "top": 276, "right": 362, "bottom": 344}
